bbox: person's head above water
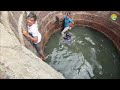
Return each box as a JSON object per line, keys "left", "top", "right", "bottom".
{"left": 27, "top": 12, "right": 37, "bottom": 26}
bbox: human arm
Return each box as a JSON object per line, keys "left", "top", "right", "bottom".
{"left": 26, "top": 34, "right": 38, "bottom": 43}
{"left": 69, "top": 19, "right": 74, "bottom": 28}
{"left": 22, "top": 30, "right": 38, "bottom": 43}
{"left": 71, "top": 21, "right": 74, "bottom": 24}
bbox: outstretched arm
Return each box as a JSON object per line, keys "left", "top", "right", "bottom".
{"left": 71, "top": 21, "right": 74, "bottom": 24}
{"left": 69, "top": 20, "right": 74, "bottom": 28}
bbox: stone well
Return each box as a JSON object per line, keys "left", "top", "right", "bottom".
{"left": 0, "top": 11, "right": 120, "bottom": 79}
{"left": 37, "top": 11, "right": 120, "bottom": 58}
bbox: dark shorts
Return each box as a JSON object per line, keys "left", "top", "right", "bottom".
{"left": 29, "top": 33, "right": 41, "bottom": 56}
{"left": 33, "top": 42, "right": 41, "bottom": 56}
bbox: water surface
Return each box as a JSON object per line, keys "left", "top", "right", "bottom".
{"left": 45, "top": 26, "right": 120, "bottom": 79}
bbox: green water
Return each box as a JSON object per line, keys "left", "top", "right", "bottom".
{"left": 45, "top": 26, "right": 120, "bottom": 79}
